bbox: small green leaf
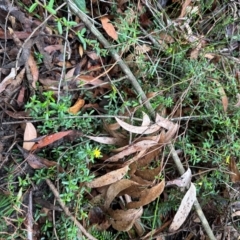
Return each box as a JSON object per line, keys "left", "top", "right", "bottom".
{"left": 77, "top": 33, "right": 86, "bottom": 50}
{"left": 46, "top": 6, "right": 56, "bottom": 15}
{"left": 47, "top": 0, "right": 55, "bottom": 9}
{"left": 74, "top": 0, "right": 87, "bottom": 13}
{"left": 29, "top": 2, "right": 38, "bottom": 13}
{"left": 57, "top": 21, "right": 63, "bottom": 34}
{"left": 67, "top": 21, "right": 78, "bottom": 27}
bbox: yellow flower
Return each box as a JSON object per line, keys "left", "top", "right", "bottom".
{"left": 93, "top": 148, "right": 102, "bottom": 158}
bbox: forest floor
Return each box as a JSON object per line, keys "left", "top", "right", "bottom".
{"left": 0, "top": 0, "right": 240, "bottom": 239}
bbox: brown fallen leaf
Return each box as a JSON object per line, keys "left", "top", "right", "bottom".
{"left": 166, "top": 168, "right": 192, "bottom": 188}
{"left": 229, "top": 157, "right": 240, "bottom": 183}
{"left": 211, "top": 79, "right": 228, "bottom": 112}
{"left": 0, "top": 68, "right": 17, "bottom": 93}
{"left": 31, "top": 130, "right": 74, "bottom": 151}
{"left": 179, "top": 0, "right": 192, "bottom": 18}
{"left": 27, "top": 53, "right": 39, "bottom": 89}
{"left": 105, "top": 140, "right": 157, "bottom": 162}
{"left": 77, "top": 75, "right": 110, "bottom": 88}
{"left": 5, "top": 110, "right": 31, "bottom": 119}
{"left": 126, "top": 179, "right": 165, "bottom": 209}
{"left": 17, "top": 145, "right": 64, "bottom": 172}
{"left": 135, "top": 165, "right": 162, "bottom": 182}
{"left": 104, "top": 179, "right": 140, "bottom": 209}
{"left": 169, "top": 183, "right": 196, "bottom": 232}
{"left": 17, "top": 86, "right": 26, "bottom": 107}
{"left": 108, "top": 208, "right": 143, "bottom": 231}
{"left": 86, "top": 136, "right": 127, "bottom": 146}
{"left": 68, "top": 98, "right": 85, "bottom": 114}
{"left": 100, "top": 16, "right": 118, "bottom": 41}
{"left": 23, "top": 122, "right": 37, "bottom": 151}
{"left": 115, "top": 116, "right": 161, "bottom": 135}
{"left": 44, "top": 45, "right": 63, "bottom": 54}
{"left": 86, "top": 165, "right": 129, "bottom": 188}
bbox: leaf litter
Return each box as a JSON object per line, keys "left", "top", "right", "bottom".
{"left": 0, "top": 0, "right": 239, "bottom": 239}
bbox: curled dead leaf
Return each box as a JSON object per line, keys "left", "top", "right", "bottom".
{"left": 126, "top": 179, "right": 165, "bottom": 209}
{"left": 68, "top": 98, "right": 85, "bottom": 114}
{"left": 105, "top": 140, "right": 157, "bottom": 162}
{"left": 86, "top": 136, "right": 127, "bottom": 146}
{"left": 23, "top": 122, "right": 37, "bottom": 150}
{"left": 104, "top": 179, "right": 140, "bottom": 209}
{"left": 31, "top": 130, "right": 75, "bottom": 151}
{"left": 86, "top": 165, "right": 129, "bottom": 188}
{"left": 100, "top": 16, "right": 118, "bottom": 41}
{"left": 108, "top": 208, "right": 143, "bottom": 231}
{"left": 169, "top": 183, "right": 196, "bottom": 232}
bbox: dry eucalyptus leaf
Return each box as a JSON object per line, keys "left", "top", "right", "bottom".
{"left": 27, "top": 53, "right": 39, "bottom": 89}
{"left": 68, "top": 98, "right": 85, "bottom": 114}
{"left": 115, "top": 116, "right": 161, "bottom": 134}
{"left": 100, "top": 16, "right": 118, "bottom": 41}
{"left": 155, "top": 114, "right": 177, "bottom": 130}
{"left": 141, "top": 112, "right": 151, "bottom": 126}
{"left": 169, "top": 183, "right": 196, "bottom": 232}
{"left": 104, "top": 179, "right": 140, "bottom": 209}
{"left": 212, "top": 79, "right": 228, "bottom": 112}
{"left": 127, "top": 179, "right": 165, "bottom": 209}
{"left": 23, "top": 122, "right": 37, "bottom": 150}
{"left": 0, "top": 68, "right": 17, "bottom": 93}
{"left": 86, "top": 165, "right": 129, "bottom": 188}
{"left": 229, "top": 157, "right": 240, "bottom": 183}
{"left": 135, "top": 165, "right": 162, "bottom": 182}
{"left": 105, "top": 140, "right": 157, "bottom": 162}
{"left": 166, "top": 168, "right": 192, "bottom": 188}
{"left": 108, "top": 208, "right": 143, "bottom": 231}
{"left": 86, "top": 136, "right": 127, "bottom": 146}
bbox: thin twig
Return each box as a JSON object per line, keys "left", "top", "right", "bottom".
{"left": 2, "top": 114, "right": 143, "bottom": 125}
{"left": 45, "top": 179, "right": 97, "bottom": 240}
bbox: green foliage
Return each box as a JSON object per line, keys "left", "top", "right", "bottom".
{"left": 73, "top": 0, "right": 87, "bottom": 13}
{"left": 25, "top": 91, "right": 99, "bottom": 134}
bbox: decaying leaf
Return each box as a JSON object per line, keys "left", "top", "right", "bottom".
{"left": 86, "top": 136, "right": 127, "bottom": 146}
{"left": 135, "top": 165, "right": 162, "bottom": 182}
{"left": 211, "top": 79, "right": 228, "bottom": 112}
{"left": 108, "top": 208, "right": 143, "bottom": 231}
{"left": 77, "top": 75, "right": 110, "bottom": 88}
{"left": 116, "top": 113, "right": 177, "bottom": 135}
{"left": 17, "top": 145, "right": 64, "bottom": 171}
{"left": 86, "top": 165, "right": 129, "bottom": 188}
{"left": 141, "top": 112, "right": 151, "bottom": 126}
{"left": 23, "top": 122, "right": 37, "bottom": 150}
{"left": 27, "top": 53, "right": 39, "bottom": 89}
{"left": 169, "top": 183, "right": 196, "bottom": 232}
{"left": 126, "top": 179, "right": 165, "bottom": 209}
{"left": 135, "top": 44, "right": 151, "bottom": 55}
{"left": 229, "top": 157, "right": 240, "bottom": 183}
{"left": 115, "top": 117, "right": 161, "bottom": 135}
{"left": 0, "top": 68, "right": 17, "bottom": 93}
{"left": 44, "top": 45, "right": 63, "bottom": 54}
{"left": 31, "top": 130, "right": 75, "bottom": 151}
{"left": 105, "top": 140, "right": 157, "bottom": 162}
{"left": 179, "top": 0, "right": 192, "bottom": 18}
{"left": 104, "top": 179, "right": 140, "bottom": 209}
{"left": 100, "top": 16, "right": 118, "bottom": 41}
{"left": 68, "top": 98, "right": 85, "bottom": 114}
{"left": 166, "top": 168, "right": 192, "bottom": 188}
